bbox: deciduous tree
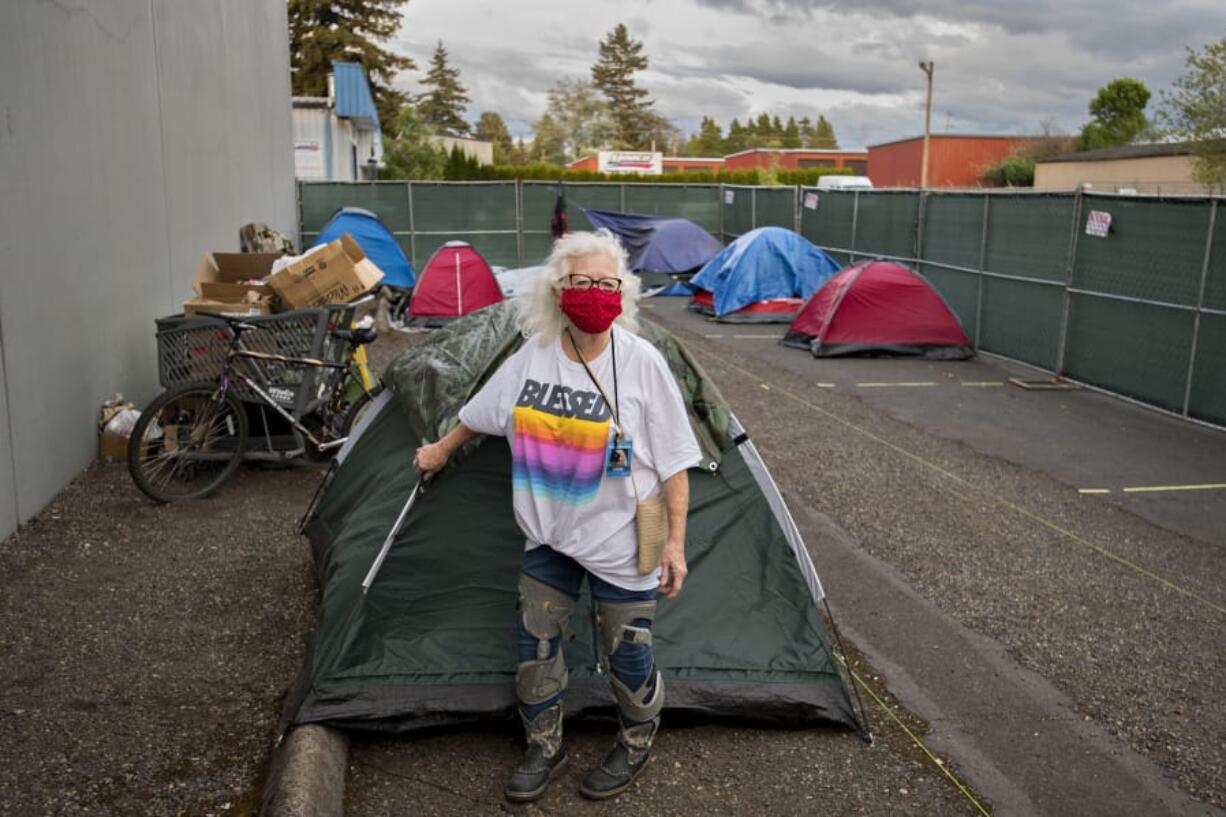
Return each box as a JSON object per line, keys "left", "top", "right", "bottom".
{"left": 1076, "top": 78, "right": 1151, "bottom": 151}
{"left": 1160, "top": 38, "right": 1226, "bottom": 190}
{"left": 381, "top": 105, "right": 447, "bottom": 179}
{"left": 475, "top": 111, "right": 514, "bottom": 164}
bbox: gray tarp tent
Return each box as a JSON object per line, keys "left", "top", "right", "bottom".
{"left": 285, "top": 302, "right": 860, "bottom": 734}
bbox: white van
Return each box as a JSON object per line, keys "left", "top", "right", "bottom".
{"left": 816, "top": 175, "right": 874, "bottom": 191}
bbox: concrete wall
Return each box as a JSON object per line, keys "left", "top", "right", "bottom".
{"left": 1033, "top": 155, "right": 1209, "bottom": 194}
{"left": 0, "top": 0, "right": 297, "bottom": 542}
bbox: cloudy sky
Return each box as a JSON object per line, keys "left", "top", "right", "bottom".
{"left": 389, "top": 0, "right": 1226, "bottom": 149}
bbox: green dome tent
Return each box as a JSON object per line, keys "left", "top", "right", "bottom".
{"left": 284, "top": 302, "right": 860, "bottom": 735}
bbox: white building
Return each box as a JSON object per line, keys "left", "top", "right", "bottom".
{"left": 293, "top": 62, "right": 384, "bottom": 180}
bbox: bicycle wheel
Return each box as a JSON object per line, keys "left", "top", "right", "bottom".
{"left": 128, "top": 383, "right": 249, "bottom": 503}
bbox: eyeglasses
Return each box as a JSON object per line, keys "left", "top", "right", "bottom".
{"left": 567, "top": 274, "right": 623, "bottom": 293}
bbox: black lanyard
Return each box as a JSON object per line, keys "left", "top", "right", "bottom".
{"left": 566, "top": 328, "right": 621, "bottom": 438}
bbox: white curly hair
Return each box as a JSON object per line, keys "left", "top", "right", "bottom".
{"left": 518, "top": 229, "right": 641, "bottom": 340}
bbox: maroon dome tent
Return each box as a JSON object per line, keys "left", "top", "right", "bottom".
{"left": 407, "top": 241, "right": 504, "bottom": 328}
{"left": 781, "top": 261, "right": 973, "bottom": 359}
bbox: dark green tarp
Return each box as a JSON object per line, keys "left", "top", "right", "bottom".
{"left": 288, "top": 302, "right": 857, "bottom": 733}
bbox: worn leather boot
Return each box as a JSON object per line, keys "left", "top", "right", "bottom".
{"left": 579, "top": 717, "right": 659, "bottom": 800}
{"left": 504, "top": 704, "right": 567, "bottom": 802}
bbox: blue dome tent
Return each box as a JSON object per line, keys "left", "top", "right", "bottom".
{"left": 689, "top": 227, "right": 841, "bottom": 322}
{"left": 584, "top": 209, "right": 724, "bottom": 275}
{"left": 317, "top": 207, "right": 415, "bottom": 288}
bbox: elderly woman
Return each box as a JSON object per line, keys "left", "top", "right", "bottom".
{"left": 414, "top": 230, "right": 700, "bottom": 802}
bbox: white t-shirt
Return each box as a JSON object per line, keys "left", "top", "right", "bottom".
{"left": 458, "top": 326, "right": 702, "bottom": 590}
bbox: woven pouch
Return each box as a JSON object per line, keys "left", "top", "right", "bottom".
{"left": 636, "top": 493, "right": 668, "bottom": 575}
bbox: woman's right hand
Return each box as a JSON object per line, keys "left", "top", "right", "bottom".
{"left": 414, "top": 442, "right": 449, "bottom": 477}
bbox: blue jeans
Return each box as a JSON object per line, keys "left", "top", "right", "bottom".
{"left": 518, "top": 546, "right": 656, "bottom": 722}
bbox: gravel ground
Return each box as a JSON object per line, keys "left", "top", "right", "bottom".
{"left": 7, "top": 311, "right": 1219, "bottom": 815}
{"left": 646, "top": 312, "right": 1225, "bottom": 809}
{"left": 0, "top": 462, "right": 319, "bottom": 816}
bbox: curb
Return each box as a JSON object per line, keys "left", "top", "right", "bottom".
{"left": 261, "top": 725, "right": 349, "bottom": 817}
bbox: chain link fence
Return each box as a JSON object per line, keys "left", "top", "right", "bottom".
{"left": 800, "top": 188, "right": 1225, "bottom": 427}
{"left": 299, "top": 181, "right": 1225, "bottom": 428}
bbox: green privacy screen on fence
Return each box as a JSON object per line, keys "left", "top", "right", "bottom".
{"left": 298, "top": 182, "right": 1224, "bottom": 427}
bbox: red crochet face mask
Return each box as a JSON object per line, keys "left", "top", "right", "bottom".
{"left": 560, "top": 287, "right": 623, "bottom": 334}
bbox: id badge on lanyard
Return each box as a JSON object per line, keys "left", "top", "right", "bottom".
{"left": 606, "top": 433, "right": 633, "bottom": 477}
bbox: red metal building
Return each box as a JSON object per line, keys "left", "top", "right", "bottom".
{"left": 867, "top": 134, "right": 1044, "bottom": 188}
{"left": 722, "top": 148, "right": 868, "bottom": 173}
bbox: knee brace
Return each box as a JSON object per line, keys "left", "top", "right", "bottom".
{"left": 516, "top": 574, "right": 576, "bottom": 705}
{"left": 597, "top": 598, "right": 664, "bottom": 722}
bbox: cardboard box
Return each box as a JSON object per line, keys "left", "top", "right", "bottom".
{"left": 267, "top": 234, "right": 384, "bottom": 310}
{"left": 194, "top": 252, "right": 280, "bottom": 297}
{"left": 98, "top": 395, "right": 136, "bottom": 462}
{"left": 183, "top": 291, "right": 275, "bottom": 319}
{"left": 186, "top": 251, "right": 279, "bottom": 316}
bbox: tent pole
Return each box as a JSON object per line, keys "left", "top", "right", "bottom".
{"left": 823, "top": 597, "right": 873, "bottom": 743}
{"left": 361, "top": 479, "right": 423, "bottom": 594}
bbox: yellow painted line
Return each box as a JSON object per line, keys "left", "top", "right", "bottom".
{"left": 690, "top": 346, "right": 1226, "bottom": 618}
{"left": 1123, "top": 483, "right": 1226, "bottom": 494}
{"left": 1078, "top": 488, "right": 1112, "bottom": 495}
{"left": 816, "top": 382, "right": 837, "bottom": 389}
{"left": 837, "top": 655, "right": 992, "bottom": 817}
{"left": 962, "top": 381, "right": 1005, "bottom": 387}
{"left": 858, "top": 381, "right": 938, "bottom": 388}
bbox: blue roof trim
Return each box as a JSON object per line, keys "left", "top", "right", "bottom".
{"left": 331, "top": 61, "right": 380, "bottom": 131}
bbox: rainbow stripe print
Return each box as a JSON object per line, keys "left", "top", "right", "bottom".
{"left": 511, "top": 405, "right": 610, "bottom": 505}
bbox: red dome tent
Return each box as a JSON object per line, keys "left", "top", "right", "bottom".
{"left": 782, "top": 261, "right": 973, "bottom": 359}
{"left": 407, "top": 241, "right": 504, "bottom": 327}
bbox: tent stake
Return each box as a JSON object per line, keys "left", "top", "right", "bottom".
{"left": 361, "top": 479, "right": 423, "bottom": 594}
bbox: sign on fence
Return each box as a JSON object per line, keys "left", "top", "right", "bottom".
{"left": 724, "top": 189, "right": 735, "bottom": 204}
{"left": 597, "top": 151, "right": 662, "bottom": 175}
{"left": 803, "top": 192, "right": 819, "bottom": 210}
{"left": 1085, "top": 210, "right": 1112, "bottom": 238}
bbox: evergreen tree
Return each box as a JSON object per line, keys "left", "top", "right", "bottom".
{"left": 754, "top": 113, "right": 773, "bottom": 147}
{"left": 726, "top": 118, "right": 747, "bottom": 153}
{"left": 813, "top": 115, "right": 838, "bottom": 148}
{"left": 782, "top": 116, "right": 801, "bottom": 148}
{"left": 591, "top": 24, "right": 657, "bottom": 148}
{"left": 418, "top": 41, "right": 471, "bottom": 136}
{"left": 288, "top": 0, "right": 415, "bottom": 128}
{"left": 687, "top": 117, "right": 724, "bottom": 156}
{"left": 475, "top": 111, "right": 514, "bottom": 164}
{"left": 798, "top": 116, "right": 814, "bottom": 147}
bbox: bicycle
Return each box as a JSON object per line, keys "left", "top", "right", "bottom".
{"left": 127, "top": 302, "right": 382, "bottom": 503}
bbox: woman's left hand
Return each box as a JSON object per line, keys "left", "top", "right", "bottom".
{"left": 658, "top": 536, "right": 688, "bottom": 599}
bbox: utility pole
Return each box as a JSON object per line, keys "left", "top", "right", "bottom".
{"left": 918, "top": 60, "right": 934, "bottom": 188}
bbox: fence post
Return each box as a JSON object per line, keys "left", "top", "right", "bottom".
{"left": 1182, "top": 198, "right": 1218, "bottom": 416}
{"left": 718, "top": 184, "right": 725, "bottom": 242}
{"left": 751, "top": 187, "right": 758, "bottom": 230}
{"left": 793, "top": 185, "right": 801, "bottom": 233}
{"left": 406, "top": 181, "right": 417, "bottom": 271}
{"left": 515, "top": 180, "right": 524, "bottom": 268}
{"left": 914, "top": 190, "right": 928, "bottom": 264}
{"left": 850, "top": 190, "right": 860, "bottom": 262}
{"left": 1055, "top": 191, "right": 1084, "bottom": 375}
{"left": 619, "top": 183, "right": 626, "bottom": 213}
{"left": 974, "top": 194, "right": 991, "bottom": 350}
